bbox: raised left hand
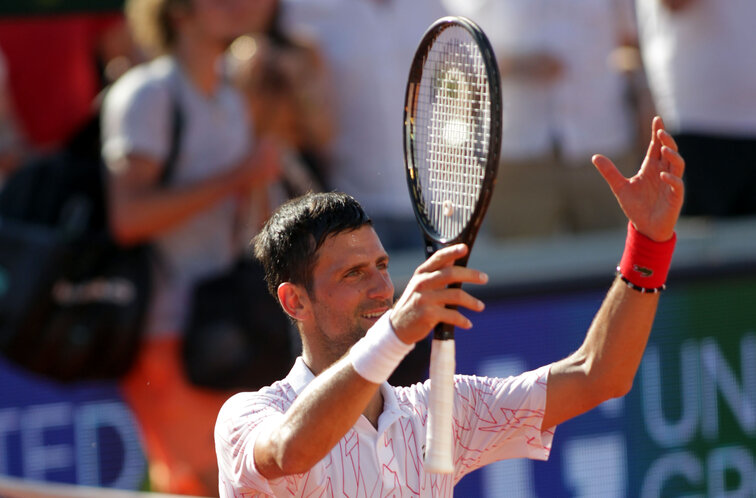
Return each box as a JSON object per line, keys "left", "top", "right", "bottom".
{"left": 592, "top": 116, "right": 684, "bottom": 242}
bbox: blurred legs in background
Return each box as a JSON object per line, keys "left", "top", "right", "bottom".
{"left": 121, "top": 337, "right": 234, "bottom": 497}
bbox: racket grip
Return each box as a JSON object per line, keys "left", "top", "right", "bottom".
{"left": 425, "top": 338, "right": 455, "bottom": 474}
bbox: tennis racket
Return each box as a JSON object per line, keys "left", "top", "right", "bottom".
{"left": 403, "top": 16, "right": 502, "bottom": 474}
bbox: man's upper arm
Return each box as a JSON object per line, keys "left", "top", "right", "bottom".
{"left": 543, "top": 355, "right": 606, "bottom": 431}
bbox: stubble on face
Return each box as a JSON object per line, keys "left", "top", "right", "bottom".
{"left": 302, "top": 226, "right": 395, "bottom": 369}
{"left": 309, "top": 296, "right": 394, "bottom": 365}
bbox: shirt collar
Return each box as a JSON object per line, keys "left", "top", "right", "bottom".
{"left": 284, "top": 356, "right": 409, "bottom": 422}
{"left": 285, "top": 356, "right": 316, "bottom": 397}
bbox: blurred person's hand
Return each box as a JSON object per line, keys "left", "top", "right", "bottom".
{"left": 501, "top": 52, "right": 564, "bottom": 83}
{"left": 661, "top": 0, "right": 697, "bottom": 12}
{"left": 233, "top": 136, "right": 283, "bottom": 196}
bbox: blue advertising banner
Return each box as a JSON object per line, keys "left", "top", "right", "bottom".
{"left": 0, "top": 361, "right": 145, "bottom": 490}
{"left": 454, "top": 275, "right": 756, "bottom": 497}
{"left": 0, "top": 273, "right": 753, "bottom": 496}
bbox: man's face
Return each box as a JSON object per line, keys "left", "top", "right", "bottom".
{"left": 186, "top": 0, "right": 267, "bottom": 46}
{"left": 305, "top": 225, "right": 395, "bottom": 360}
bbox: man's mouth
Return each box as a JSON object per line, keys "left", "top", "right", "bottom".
{"left": 361, "top": 302, "right": 392, "bottom": 320}
{"left": 362, "top": 310, "right": 387, "bottom": 320}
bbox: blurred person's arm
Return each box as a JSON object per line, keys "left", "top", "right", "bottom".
{"left": 288, "top": 43, "right": 336, "bottom": 152}
{"left": 498, "top": 52, "right": 564, "bottom": 83}
{"left": 107, "top": 138, "right": 281, "bottom": 246}
{"left": 660, "top": 0, "right": 698, "bottom": 12}
{"left": 610, "top": 0, "right": 656, "bottom": 153}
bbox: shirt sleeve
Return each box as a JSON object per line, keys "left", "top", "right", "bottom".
{"left": 101, "top": 67, "right": 174, "bottom": 167}
{"left": 214, "top": 390, "right": 288, "bottom": 497}
{"left": 452, "top": 364, "right": 554, "bottom": 476}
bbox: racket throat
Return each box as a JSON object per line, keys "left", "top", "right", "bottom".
{"left": 434, "top": 322, "right": 456, "bottom": 341}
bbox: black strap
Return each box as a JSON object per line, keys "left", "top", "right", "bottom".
{"left": 158, "top": 97, "right": 184, "bottom": 185}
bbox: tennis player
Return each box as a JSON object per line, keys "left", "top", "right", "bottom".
{"left": 215, "top": 117, "right": 684, "bottom": 497}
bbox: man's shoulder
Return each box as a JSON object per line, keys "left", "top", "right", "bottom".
{"left": 220, "top": 379, "right": 300, "bottom": 418}
{"left": 389, "top": 380, "right": 430, "bottom": 415}
{"left": 105, "top": 57, "right": 176, "bottom": 109}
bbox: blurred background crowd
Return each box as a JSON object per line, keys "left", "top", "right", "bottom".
{"left": 0, "top": 0, "right": 754, "bottom": 496}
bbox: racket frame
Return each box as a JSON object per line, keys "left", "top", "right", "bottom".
{"left": 403, "top": 16, "right": 502, "bottom": 475}
{"left": 403, "top": 15, "right": 502, "bottom": 335}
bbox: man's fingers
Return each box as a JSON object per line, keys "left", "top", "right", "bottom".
{"left": 434, "top": 287, "right": 485, "bottom": 313}
{"left": 645, "top": 116, "right": 664, "bottom": 161}
{"left": 656, "top": 128, "right": 679, "bottom": 153}
{"left": 436, "top": 308, "right": 474, "bottom": 330}
{"left": 417, "top": 244, "right": 469, "bottom": 273}
{"left": 592, "top": 154, "right": 627, "bottom": 196}
{"left": 433, "top": 294, "right": 485, "bottom": 330}
{"left": 413, "top": 265, "right": 488, "bottom": 291}
{"left": 437, "top": 266, "right": 488, "bottom": 287}
{"left": 661, "top": 145, "right": 685, "bottom": 177}
{"left": 660, "top": 171, "right": 685, "bottom": 196}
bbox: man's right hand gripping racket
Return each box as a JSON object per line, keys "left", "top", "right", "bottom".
{"left": 403, "top": 17, "right": 502, "bottom": 474}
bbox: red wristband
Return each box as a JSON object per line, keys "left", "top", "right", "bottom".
{"left": 618, "top": 221, "right": 676, "bottom": 291}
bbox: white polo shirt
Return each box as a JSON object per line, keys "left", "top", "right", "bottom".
{"left": 215, "top": 354, "right": 554, "bottom": 496}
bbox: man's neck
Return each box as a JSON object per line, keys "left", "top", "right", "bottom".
{"left": 173, "top": 36, "right": 226, "bottom": 96}
{"left": 303, "top": 350, "right": 385, "bottom": 429}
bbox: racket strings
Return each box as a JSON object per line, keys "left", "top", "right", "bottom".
{"left": 415, "top": 26, "right": 492, "bottom": 240}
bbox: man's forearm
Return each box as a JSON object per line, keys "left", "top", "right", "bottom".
{"left": 544, "top": 277, "right": 660, "bottom": 429}
{"left": 581, "top": 277, "right": 659, "bottom": 395}
{"left": 254, "top": 356, "right": 381, "bottom": 478}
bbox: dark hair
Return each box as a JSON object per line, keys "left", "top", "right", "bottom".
{"left": 253, "top": 192, "right": 372, "bottom": 301}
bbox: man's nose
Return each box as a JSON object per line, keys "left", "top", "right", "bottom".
{"left": 367, "top": 269, "right": 394, "bottom": 300}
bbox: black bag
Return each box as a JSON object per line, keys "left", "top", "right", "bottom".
{"left": 181, "top": 255, "right": 430, "bottom": 390}
{"left": 0, "top": 221, "right": 152, "bottom": 381}
{"left": 0, "top": 101, "right": 182, "bottom": 382}
{"left": 182, "top": 256, "right": 296, "bottom": 390}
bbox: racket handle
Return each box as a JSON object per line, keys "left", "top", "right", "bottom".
{"left": 425, "top": 338, "right": 455, "bottom": 474}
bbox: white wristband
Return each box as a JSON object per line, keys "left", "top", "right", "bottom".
{"left": 349, "top": 311, "right": 415, "bottom": 384}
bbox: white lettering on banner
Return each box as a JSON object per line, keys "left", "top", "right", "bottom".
{"left": 21, "top": 403, "right": 74, "bottom": 481}
{"left": 0, "top": 409, "right": 19, "bottom": 474}
{"left": 479, "top": 356, "right": 537, "bottom": 498}
{"left": 641, "top": 333, "right": 756, "bottom": 447}
{"left": 598, "top": 396, "right": 624, "bottom": 418}
{"left": 640, "top": 447, "right": 756, "bottom": 498}
{"left": 75, "top": 402, "right": 145, "bottom": 488}
{"left": 707, "top": 446, "right": 756, "bottom": 497}
{"left": 700, "top": 335, "right": 756, "bottom": 439}
{"left": 640, "top": 451, "right": 704, "bottom": 498}
{"left": 563, "top": 434, "right": 627, "bottom": 497}
{"left": 0, "top": 401, "right": 144, "bottom": 488}
{"left": 642, "top": 340, "right": 700, "bottom": 447}
{"left": 639, "top": 333, "right": 756, "bottom": 496}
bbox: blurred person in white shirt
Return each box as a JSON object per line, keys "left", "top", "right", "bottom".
{"left": 635, "top": 0, "right": 756, "bottom": 216}
{"left": 279, "top": 0, "right": 447, "bottom": 254}
{"left": 444, "top": 0, "right": 648, "bottom": 239}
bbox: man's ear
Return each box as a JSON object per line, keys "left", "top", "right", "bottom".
{"left": 277, "top": 282, "right": 311, "bottom": 322}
